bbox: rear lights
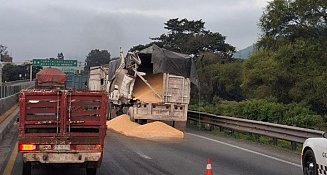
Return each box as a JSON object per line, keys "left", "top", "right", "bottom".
{"left": 19, "top": 144, "right": 36, "bottom": 151}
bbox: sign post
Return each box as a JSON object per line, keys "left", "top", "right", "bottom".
{"left": 30, "top": 64, "right": 32, "bottom": 81}
{"left": 0, "top": 54, "right": 2, "bottom": 86}
{"left": 0, "top": 62, "right": 2, "bottom": 86}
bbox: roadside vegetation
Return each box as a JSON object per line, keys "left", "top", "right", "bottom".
{"left": 190, "top": 99, "right": 324, "bottom": 130}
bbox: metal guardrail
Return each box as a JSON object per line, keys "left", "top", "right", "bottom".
{"left": 188, "top": 110, "right": 324, "bottom": 149}
{"left": 0, "top": 81, "right": 34, "bottom": 99}
{"left": 2, "top": 80, "right": 31, "bottom": 86}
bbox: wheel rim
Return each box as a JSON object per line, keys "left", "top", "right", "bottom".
{"left": 304, "top": 155, "right": 315, "bottom": 175}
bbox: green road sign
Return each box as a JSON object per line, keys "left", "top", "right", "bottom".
{"left": 59, "top": 67, "right": 75, "bottom": 73}
{"left": 32, "top": 59, "right": 77, "bottom": 67}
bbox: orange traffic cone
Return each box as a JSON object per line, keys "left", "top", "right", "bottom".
{"left": 204, "top": 159, "right": 213, "bottom": 175}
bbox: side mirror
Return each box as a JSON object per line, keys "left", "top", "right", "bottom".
{"left": 322, "top": 132, "right": 327, "bottom": 138}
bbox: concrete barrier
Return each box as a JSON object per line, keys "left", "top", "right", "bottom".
{"left": 0, "top": 94, "right": 19, "bottom": 116}
{"left": 0, "top": 93, "right": 19, "bottom": 142}
{"left": 0, "top": 108, "right": 18, "bottom": 141}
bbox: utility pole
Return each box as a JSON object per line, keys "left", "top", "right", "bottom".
{"left": 0, "top": 54, "right": 2, "bottom": 86}
{"left": 29, "top": 63, "right": 32, "bottom": 81}
{"left": 0, "top": 63, "right": 2, "bottom": 86}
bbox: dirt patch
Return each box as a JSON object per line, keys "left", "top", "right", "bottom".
{"left": 107, "top": 114, "right": 184, "bottom": 140}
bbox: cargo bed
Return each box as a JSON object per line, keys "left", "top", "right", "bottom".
{"left": 18, "top": 89, "right": 107, "bottom": 175}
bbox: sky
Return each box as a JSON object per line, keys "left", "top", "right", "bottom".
{"left": 0, "top": 0, "right": 270, "bottom": 62}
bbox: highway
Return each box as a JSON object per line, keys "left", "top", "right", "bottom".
{"left": 2, "top": 120, "right": 302, "bottom": 175}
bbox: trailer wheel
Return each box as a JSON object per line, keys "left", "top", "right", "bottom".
{"left": 174, "top": 121, "right": 187, "bottom": 132}
{"left": 303, "top": 149, "right": 317, "bottom": 175}
{"left": 128, "top": 107, "right": 134, "bottom": 121}
{"left": 22, "top": 162, "right": 31, "bottom": 175}
{"left": 86, "top": 167, "right": 97, "bottom": 175}
{"left": 108, "top": 103, "right": 117, "bottom": 120}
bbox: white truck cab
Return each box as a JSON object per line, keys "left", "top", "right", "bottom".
{"left": 302, "top": 133, "right": 327, "bottom": 175}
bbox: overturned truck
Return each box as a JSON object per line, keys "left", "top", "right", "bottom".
{"left": 108, "top": 45, "right": 198, "bottom": 131}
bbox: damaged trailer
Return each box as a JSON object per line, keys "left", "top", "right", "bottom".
{"left": 107, "top": 44, "right": 198, "bottom": 131}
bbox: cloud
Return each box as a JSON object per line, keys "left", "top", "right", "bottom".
{"left": 0, "top": 0, "right": 269, "bottom": 61}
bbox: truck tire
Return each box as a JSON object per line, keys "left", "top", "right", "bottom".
{"left": 303, "top": 149, "right": 317, "bottom": 175}
{"left": 174, "top": 121, "right": 187, "bottom": 132}
{"left": 108, "top": 103, "right": 117, "bottom": 120}
{"left": 128, "top": 107, "right": 135, "bottom": 121}
{"left": 86, "top": 168, "right": 97, "bottom": 175}
{"left": 22, "top": 162, "right": 31, "bottom": 175}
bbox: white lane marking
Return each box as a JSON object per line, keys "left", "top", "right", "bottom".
{"left": 136, "top": 151, "right": 152, "bottom": 160}
{"left": 186, "top": 133, "right": 302, "bottom": 168}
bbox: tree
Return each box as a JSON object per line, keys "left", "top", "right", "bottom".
{"left": 2, "top": 64, "right": 29, "bottom": 82}
{"left": 85, "top": 49, "right": 111, "bottom": 71}
{"left": 130, "top": 18, "right": 239, "bottom": 103}
{"left": 31, "top": 66, "right": 43, "bottom": 80}
{"left": 131, "top": 18, "right": 235, "bottom": 57}
{"left": 129, "top": 42, "right": 162, "bottom": 52}
{"left": 258, "top": 0, "right": 327, "bottom": 50}
{"left": 153, "top": 18, "right": 235, "bottom": 56}
{"left": 245, "top": 0, "right": 327, "bottom": 114}
{"left": 195, "top": 52, "right": 244, "bottom": 102}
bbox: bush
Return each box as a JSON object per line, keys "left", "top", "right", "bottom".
{"left": 189, "top": 99, "right": 323, "bottom": 129}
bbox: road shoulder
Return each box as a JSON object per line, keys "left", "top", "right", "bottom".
{"left": 186, "top": 127, "right": 301, "bottom": 166}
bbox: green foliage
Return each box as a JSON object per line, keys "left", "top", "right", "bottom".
{"left": 282, "top": 103, "right": 323, "bottom": 128}
{"left": 244, "top": 38, "right": 327, "bottom": 114}
{"left": 129, "top": 42, "right": 163, "bottom": 52}
{"left": 2, "top": 64, "right": 32, "bottom": 82}
{"left": 242, "top": 50, "right": 279, "bottom": 99}
{"left": 258, "top": 0, "right": 327, "bottom": 50}
{"left": 131, "top": 18, "right": 235, "bottom": 56}
{"left": 190, "top": 99, "right": 323, "bottom": 129}
{"left": 154, "top": 18, "right": 235, "bottom": 56}
{"left": 85, "top": 49, "right": 111, "bottom": 72}
{"left": 243, "top": 0, "right": 327, "bottom": 114}
{"left": 195, "top": 52, "right": 244, "bottom": 102}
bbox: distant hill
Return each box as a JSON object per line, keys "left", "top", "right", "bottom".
{"left": 233, "top": 45, "right": 256, "bottom": 59}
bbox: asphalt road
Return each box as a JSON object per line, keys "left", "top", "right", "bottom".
{"left": 7, "top": 129, "right": 302, "bottom": 175}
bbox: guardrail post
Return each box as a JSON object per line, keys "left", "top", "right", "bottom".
{"left": 193, "top": 120, "right": 197, "bottom": 126}
{"left": 255, "top": 134, "right": 260, "bottom": 142}
{"left": 291, "top": 141, "right": 297, "bottom": 151}
{"left": 204, "top": 123, "right": 213, "bottom": 131}
{"left": 271, "top": 138, "right": 278, "bottom": 145}
{"left": 228, "top": 129, "right": 234, "bottom": 136}
{"left": 219, "top": 126, "right": 223, "bottom": 132}
{"left": 209, "top": 124, "right": 214, "bottom": 131}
